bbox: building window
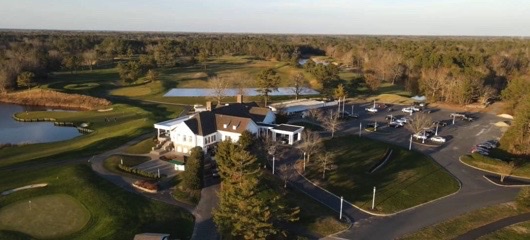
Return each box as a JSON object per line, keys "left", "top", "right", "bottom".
{"left": 188, "top": 136, "right": 192, "bottom": 142}
{"left": 182, "top": 135, "right": 186, "bottom": 142}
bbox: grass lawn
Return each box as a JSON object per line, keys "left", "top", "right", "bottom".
{"left": 304, "top": 135, "right": 459, "bottom": 214}
{"left": 0, "top": 165, "right": 194, "bottom": 240}
{"left": 125, "top": 138, "right": 156, "bottom": 154}
{"left": 479, "top": 220, "right": 530, "bottom": 240}
{"left": 103, "top": 155, "right": 151, "bottom": 178}
{"left": 0, "top": 194, "right": 90, "bottom": 239}
{"left": 261, "top": 172, "right": 348, "bottom": 237}
{"left": 461, "top": 153, "right": 530, "bottom": 178}
{"left": 401, "top": 202, "right": 528, "bottom": 240}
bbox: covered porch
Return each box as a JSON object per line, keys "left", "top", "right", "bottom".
{"left": 270, "top": 124, "right": 304, "bottom": 145}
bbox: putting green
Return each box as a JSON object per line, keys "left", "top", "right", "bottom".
{"left": 0, "top": 194, "right": 90, "bottom": 239}
{"left": 64, "top": 82, "right": 100, "bottom": 90}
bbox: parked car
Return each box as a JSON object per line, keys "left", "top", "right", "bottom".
{"left": 450, "top": 113, "right": 466, "bottom": 118}
{"left": 389, "top": 121, "right": 404, "bottom": 128}
{"left": 365, "top": 107, "right": 378, "bottom": 113}
{"left": 485, "top": 140, "right": 499, "bottom": 148}
{"left": 471, "top": 149, "right": 489, "bottom": 155}
{"left": 385, "top": 115, "right": 396, "bottom": 121}
{"left": 422, "top": 109, "right": 432, "bottom": 114}
{"left": 396, "top": 117, "right": 409, "bottom": 124}
{"left": 413, "top": 133, "right": 429, "bottom": 140}
{"left": 476, "top": 143, "right": 493, "bottom": 149}
{"left": 430, "top": 136, "right": 446, "bottom": 143}
{"left": 402, "top": 107, "right": 413, "bottom": 113}
{"left": 433, "top": 121, "right": 448, "bottom": 127}
{"left": 463, "top": 116, "right": 474, "bottom": 122}
{"left": 410, "top": 106, "right": 421, "bottom": 112}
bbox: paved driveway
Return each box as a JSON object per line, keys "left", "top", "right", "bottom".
{"left": 318, "top": 103, "right": 520, "bottom": 239}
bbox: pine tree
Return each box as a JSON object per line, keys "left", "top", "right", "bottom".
{"left": 256, "top": 68, "right": 280, "bottom": 106}
{"left": 181, "top": 147, "right": 204, "bottom": 190}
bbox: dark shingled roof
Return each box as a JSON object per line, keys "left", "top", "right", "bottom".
{"left": 184, "top": 111, "right": 217, "bottom": 136}
{"left": 272, "top": 124, "right": 304, "bottom": 132}
{"left": 215, "top": 115, "right": 252, "bottom": 134}
{"left": 212, "top": 103, "right": 270, "bottom": 123}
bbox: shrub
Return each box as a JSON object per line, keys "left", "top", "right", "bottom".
{"left": 118, "top": 164, "right": 160, "bottom": 179}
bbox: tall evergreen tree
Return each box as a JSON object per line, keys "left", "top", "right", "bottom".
{"left": 181, "top": 147, "right": 204, "bottom": 190}
{"left": 256, "top": 68, "right": 280, "bottom": 106}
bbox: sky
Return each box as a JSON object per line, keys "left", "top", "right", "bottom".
{"left": 0, "top": 0, "right": 529, "bottom": 36}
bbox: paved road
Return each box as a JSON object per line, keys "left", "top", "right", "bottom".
{"left": 454, "top": 212, "right": 530, "bottom": 240}
{"left": 298, "top": 104, "right": 521, "bottom": 239}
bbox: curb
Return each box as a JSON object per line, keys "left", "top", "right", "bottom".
{"left": 482, "top": 175, "right": 530, "bottom": 188}
{"left": 459, "top": 156, "right": 530, "bottom": 181}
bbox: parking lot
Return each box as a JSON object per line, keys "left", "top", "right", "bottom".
{"left": 336, "top": 102, "right": 506, "bottom": 155}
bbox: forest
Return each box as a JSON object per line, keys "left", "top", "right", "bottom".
{"left": 0, "top": 30, "right": 529, "bottom": 156}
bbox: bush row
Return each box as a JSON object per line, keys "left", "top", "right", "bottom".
{"left": 118, "top": 164, "right": 160, "bottom": 179}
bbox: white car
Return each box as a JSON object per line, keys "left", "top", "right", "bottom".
{"left": 365, "top": 107, "right": 378, "bottom": 113}
{"left": 430, "top": 136, "right": 446, "bottom": 143}
{"left": 402, "top": 107, "right": 413, "bottom": 113}
{"left": 410, "top": 106, "right": 421, "bottom": 112}
{"left": 389, "top": 121, "right": 404, "bottom": 128}
{"left": 396, "top": 117, "right": 409, "bottom": 124}
{"left": 413, "top": 133, "right": 428, "bottom": 140}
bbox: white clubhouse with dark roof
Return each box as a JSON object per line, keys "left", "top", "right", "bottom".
{"left": 153, "top": 95, "right": 304, "bottom": 154}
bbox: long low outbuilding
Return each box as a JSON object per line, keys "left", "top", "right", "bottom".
{"left": 269, "top": 98, "right": 338, "bottom": 115}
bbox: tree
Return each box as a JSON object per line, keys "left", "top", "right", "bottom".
{"left": 256, "top": 68, "right": 280, "bottom": 106}
{"left": 478, "top": 85, "right": 497, "bottom": 105}
{"left": 198, "top": 50, "right": 209, "bottom": 69}
{"left": 117, "top": 61, "right": 142, "bottom": 84}
{"left": 501, "top": 78, "right": 530, "bottom": 114}
{"left": 296, "top": 130, "right": 323, "bottom": 167}
{"left": 317, "top": 151, "right": 335, "bottom": 179}
{"left": 16, "top": 71, "right": 34, "bottom": 90}
{"left": 238, "top": 130, "right": 255, "bottom": 151}
{"left": 498, "top": 161, "right": 516, "bottom": 183}
{"left": 291, "top": 72, "right": 309, "bottom": 100}
{"left": 405, "top": 113, "right": 433, "bottom": 135}
{"left": 145, "top": 69, "right": 159, "bottom": 82}
{"left": 82, "top": 50, "right": 98, "bottom": 71}
{"left": 181, "top": 147, "right": 204, "bottom": 190}
{"left": 500, "top": 94, "right": 530, "bottom": 155}
{"left": 226, "top": 72, "right": 251, "bottom": 98}
{"left": 316, "top": 110, "right": 342, "bottom": 138}
{"left": 334, "top": 84, "right": 347, "bottom": 115}
{"left": 278, "top": 164, "right": 294, "bottom": 188}
{"left": 208, "top": 76, "right": 228, "bottom": 105}
{"left": 62, "top": 55, "right": 80, "bottom": 74}
{"left": 364, "top": 70, "right": 381, "bottom": 92}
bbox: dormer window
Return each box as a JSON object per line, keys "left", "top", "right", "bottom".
{"left": 232, "top": 125, "right": 237, "bottom": 130}
{"left": 223, "top": 124, "right": 228, "bottom": 128}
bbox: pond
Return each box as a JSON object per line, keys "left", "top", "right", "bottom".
{"left": 0, "top": 103, "right": 82, "bottom": 144}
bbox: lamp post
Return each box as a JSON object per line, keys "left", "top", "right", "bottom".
{"left": 409, "top": 135, "right": 413, "bottom": 150}
{"left": 435, "top": 122, "right": 439, "bottom": 136}
{"left": 339, "top": 196, "right": 344, "bottom": 220}
{"left": 452, "top": 115, "right": 456, "bottom": 125}
{"left": 272, "top": 156, "right": 276, "bottom": 175}
{"left": 303, "top": 152, "right": 306, "bottom": 171}
{"left": 372, "top": 187, "right": 376, "bottom": 210}
{"left": 422, "top": 130, "right": 426, "bottom": 144}
{"left": 351, "top": 105, "right": 354, "bottom": 115}
{"left": 359, "top": 122, "right": 362, "bottom": 137}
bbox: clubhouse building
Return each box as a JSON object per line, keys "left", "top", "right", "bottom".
{"left": 153, "top": 95, "right": 304, "bottom": 155}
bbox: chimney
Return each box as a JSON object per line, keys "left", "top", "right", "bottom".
{"left": 237, "top": 94, "right": 243, "bottom": 103}
{"left": 206, "top": 101, "right": 212, "bottom": 111}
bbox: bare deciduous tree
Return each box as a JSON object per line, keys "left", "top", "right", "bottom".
{"left": 405, "top": 113, "right": 433, "bottom": 135}
{"left": 225, "top": 72, "right": 251, "bottom": 100}
{"left": 296, "top": 130, "right": 323, "bottom": 168}
{"left": 316, "top": 110, "right": 342, "bottom": 138}
{"left": 364, "top": 70, "right": 381, "bottom": 92}
{"left": 317, "top": 151, "right": 335, "bottom": 179}
{"left": 419, "top": 68, "right": 450, "bottom": 101}
{"left": 208, "top": 76, "right": 228, "bottom": 105}
{"left": 82, "top": 50, "right": 98, "bottom": 71}
{"left": 279, "top": 164, "right": 295, "bottom": 188}
{"left": 478, "top": 85, "right": 498, "bottom": 105}
{"left": 291, "top": 72, "right": 309, "bottom": 100}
